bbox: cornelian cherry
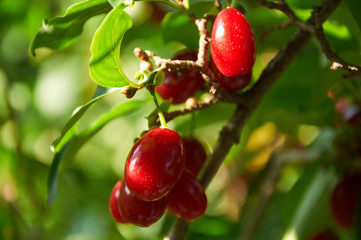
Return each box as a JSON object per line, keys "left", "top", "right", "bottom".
{"left": 331, "top": 173, "right": 361, "bottom": 228}
{"left": 211, "top": 8, "right": 256, "bottom": 77}
{"left": 155, "top": 50, "right": 204, "bottom": 104}
{"left": 118, "top": 180, "right": 167, "bottom": 227}
{"left": 167, "top": 170, "right": 207, "bottom": 221}
{"left": 210, "top": 58, "right": 252, "bottom": 92}
{"left": 124, "top": 128, "right": 184, "bottom": 201}
{"left": 109, "top": 179, "right": 127, "bottom": 224}
{"left": 182, "top": 137, "right": 207, "bottom": 176}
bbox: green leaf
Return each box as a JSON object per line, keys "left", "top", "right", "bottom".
{"left": 161, "top": 12, "right": 199, "bottom": 49}
{"left": 154, "top": 71, "right": 165, "bottom": 86}
{"left": 48, "top": 93, "right": 145, "bottom": 204}
{"left": 108, "top": 0, "right": 134, "bottom": 8}
{"left": 31, "top": 0, "right": 112, "bottom": 56}
{"left": 47, "top": 142, "right": 69, "bottom": 204}
{"left": 61, "top": 99, "right": 145, "bottom": 167}
{"left": 89, "top": 3, "right": 134, "bottom": 88}
{"left": 68, "top": 99, "right": 145, "bottom": 153}
{"left": 281, "top": 159, "right": 336, "bottom": 239}
{"left": 344, "top": 0, "right": 361, "bottom": 33}
{"left": 52, "top": 86, "right": 116, "bottom": 152}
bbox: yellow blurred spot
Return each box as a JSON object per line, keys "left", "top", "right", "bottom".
{"left": 3, "top": 183, "right": 17, "bottom": 202}
{"left": 247, "top": 134, "right": 285, "bottom": 172}
{"left": 246, "top": 122, "right": 277, "bottom": 151}
{"left": 297, "top": 124, "right": 320, "bottom": 146}
{"left": 248, "top": 149, "right": 272, "bottom": 172}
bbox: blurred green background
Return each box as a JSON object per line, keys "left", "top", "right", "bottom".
{"left": 1, "top": 0, "right": 361, "bottom": 239}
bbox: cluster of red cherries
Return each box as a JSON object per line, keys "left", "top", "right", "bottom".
{"left": 109, "top": 128, "right": 208, "bottom": 227}
{"left": 109, "top": 7, "right": 255, "bottom": 227}
{"left": 156, "top": 7, "right": 256, "bottom": 104}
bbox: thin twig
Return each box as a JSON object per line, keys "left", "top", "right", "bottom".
{"left": 313, "top": 5, "right": 361, "bottom": 79}
{"left": 194, "top": 18, "right": 210, "bottom": 68}
{"left": 259, "top": 22, "right": 293, "bottom": 42}
{"left": 163, "top": 96, "right": 219, "bottom": 122}
{"left": 254, "top": 0, "right": 314, "bottom": 34}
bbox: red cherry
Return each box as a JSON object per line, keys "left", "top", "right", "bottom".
{"left": 109, "top": 179, "right": 127, "bottom": 224}
{"left": 124, "top": 128, "right": 184, "bottom": 201}
{"left": 182, "top": 137, "right": 207, "bottom": 176}
{"left": 210, "top": 58, "right": 252, "bottom": 92}
{"left": 118, "top": 180, "right": 167, "bottom": 227}
{"left": 305, "top": 230, "right": 338, "bottom": 240}
{"left": 211, "top": 8, "right": 256, "bottom": 77}
{"left": 155, "top": 50, "right": 204, "bottom": 104}
{"left": 167, "top": 170, "right": 207, "bottom": 221}
{"left": 331, "top": 173, "right": 361, "bottom": 228}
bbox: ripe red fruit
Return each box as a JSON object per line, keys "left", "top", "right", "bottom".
{"left": 109, "top": 179, "right": 127, "bottom": 224}
{"left": 124, "top": 128, "right": 184, "bottom": 201}
{"left": 331, "top": 173, "right": 361, "bottom": 228}
{"left": 155, "top": 50, "right": 204, "bottom": 104}
{"left": 305, "top": 230, "right": 338, "bottom": 240}
{"left": 182, "top": 137, "right": 207, "bottom": 176}
{"left": 118, "top": 180, "right": 167, "bottom": 227}
{"left": 210, "top": 58, "right": 252, "bottom": 92}
{"left": 167, "top": 170, "right": 207, "bottom": 221}
{"left": 211, "top": 8, "right": 256, "bottom": 77}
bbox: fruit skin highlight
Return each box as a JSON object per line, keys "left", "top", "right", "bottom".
{"left": 124, "top": 128, "right": 184, "bottom": 201}
{"left": 330, "top": 172, "right": 361, "bottom": 228}
{"left": 156, "top": 50, "right": 204, "bottom": 104}
{"left": 211, "top": 8, "right": 256, "bottom": 77}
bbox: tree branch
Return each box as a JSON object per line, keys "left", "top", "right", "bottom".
{"left": 313, "top": 5, "right": 361, "bottom": 79}
{"left": 166, "top": 0, "right": 342, "bottom": 239}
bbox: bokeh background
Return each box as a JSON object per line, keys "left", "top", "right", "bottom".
{"left": 1, "top": 0, "right": 361, "bottom": 239}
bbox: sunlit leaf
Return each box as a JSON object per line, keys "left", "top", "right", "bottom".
{"left": 48, "top": 95, "right": 145, "bottom": 204}
{"left": 89, "top": 3, "right": 134, "bottom": 88}
{"left": 108, "top": 0, "right": 134, "bottom": 8}
{"left": 47, "top": 142, "right": 69, "bottom": 204}
{"left": 52, "top": 86, "right": 116, "bottom": 152}
{"left": 31, "top": 0, "right": 112, "bottom": 56}
{"left": 62, "top": 100, "right": 146, "bottom": 166}
{"left": 281, "top": 159, "right": 336, "bottom": 238}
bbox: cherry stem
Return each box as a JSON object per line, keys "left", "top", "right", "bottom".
{"left": 148, "top": 86, "right": 167, "bottom": 128}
